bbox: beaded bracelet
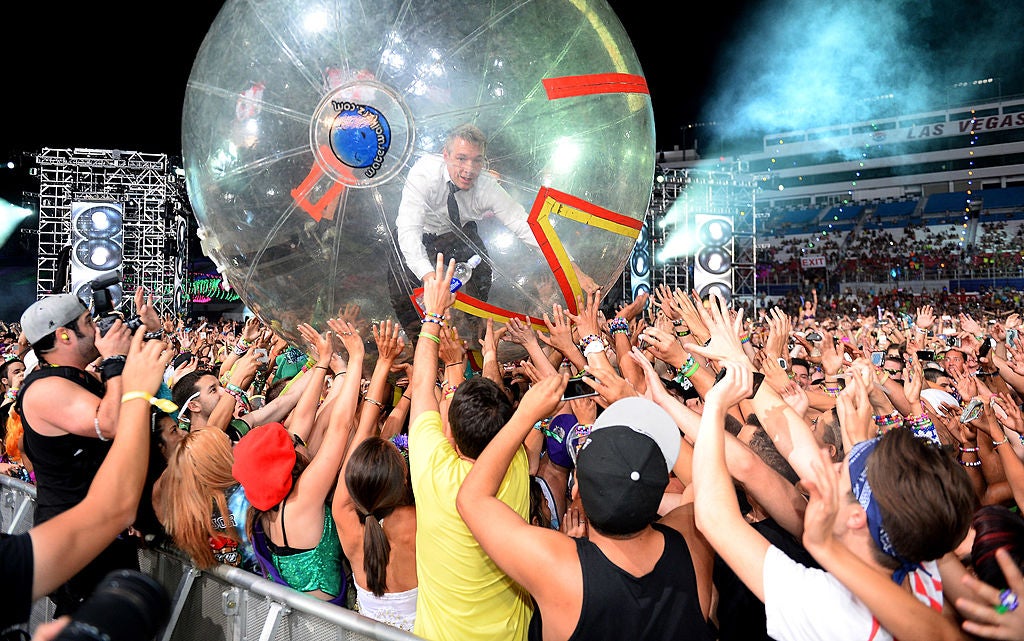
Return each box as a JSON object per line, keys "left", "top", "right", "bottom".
{"left": 958, "top": 458, "right": 982, "bottom": 468}
{"left": 578, "top": 334, "right": 602, "bottom": 350}
{"left": 423, "top": 311, "right": 444, "bottom": 320}
{"left": 959, "top": 445, "right": 980, "bottom": 453}
{"left": 740, "top": 334, "right": 751, "bottom": 344}
{"left": 906, "top": 414, "right": 940, "bottom": 446}
{"left": 608, "top": 317, "right": 629, "bottom": 334}
{"left": 422, "top": 316, "right": 445, "bottom": 327}
{"left": 94, "top": 415, "right": 109, "bottom": 442}
{"left": 676, "top": 329, "right": 691, "bottom": 337}
{"left": 673, "top": 356, "right": 699, "bottom": 389}
{"left": 873, "top": 412, "right": 903, "bottom": 429}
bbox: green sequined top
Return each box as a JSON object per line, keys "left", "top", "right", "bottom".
{"left": 269, "top": 506, "right": 343, "bottom": 596}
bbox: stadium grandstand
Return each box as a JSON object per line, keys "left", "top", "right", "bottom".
{"left": 655, "top": 93, "right": 1024, "bottom": 308}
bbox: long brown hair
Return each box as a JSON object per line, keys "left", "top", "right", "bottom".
{"left": 158, "top": 428, "right": 239, "bottom": 568}
{"left": 345, "top": 437, "right": 410, "bottom": 596}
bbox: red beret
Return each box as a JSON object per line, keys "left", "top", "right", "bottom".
{"left": 232, "top": 422, "right": 296, "bottom": 510}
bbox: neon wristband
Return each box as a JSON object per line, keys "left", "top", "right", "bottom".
{"left": 121, "top": 391, "right": 179, "bottom": 413}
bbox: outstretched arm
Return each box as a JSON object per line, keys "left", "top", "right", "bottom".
{"left": 409, "top": 254, "right": 457, "bottom": 428}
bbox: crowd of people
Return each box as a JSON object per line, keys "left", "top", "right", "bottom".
{"left": 760, "top": 219, "right": 1024, "bottom": 286}
{"left": 4, "top": 122, "right": 1024, "bottom": 639}
{"left": 7, "top": 254, "right": 1024, "bottom": 641}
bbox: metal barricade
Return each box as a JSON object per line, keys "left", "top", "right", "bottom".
{"left": 0, "top": 475, "right": 422, "bottom": 641}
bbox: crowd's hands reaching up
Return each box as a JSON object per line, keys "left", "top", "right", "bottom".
{"left": 373, "top": 319, "right": 405, "bottom": 365}
{"left": 637, "top": 325, "right": 687, "bottom": 369}
{"left": 538, "top": 303, "right": 581, "bottom": 360}
{"left": 915, "top": 305, "right": 936, "bottom": 333}
{"left": 673, "top": 288, "right": 711, "bottom": 347}
{"left": 835, "top": 374, "right": 874, "bottom": 451}
{"left": 682, "top": 290, "right": 749, "bottom": 367}
{"left": 764, "top": 307, "right": 792, "bottom": 361}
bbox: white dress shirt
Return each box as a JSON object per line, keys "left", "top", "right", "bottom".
{"left": 396, "top": 154, "right": 539, "bottom": 280}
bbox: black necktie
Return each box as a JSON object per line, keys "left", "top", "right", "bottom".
{"left": 447, "top": 181, "right": 461, "bottom": 227}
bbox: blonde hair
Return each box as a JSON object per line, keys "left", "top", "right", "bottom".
{"left": 158, "top": 428, "right": 240, "bottom": 568}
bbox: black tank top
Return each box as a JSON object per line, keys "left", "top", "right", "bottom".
{"left": 17, "top": 366, "right": 111, "bottom": 525}
{"left": 567, "top": 522, "right": 714, "bottom": 641}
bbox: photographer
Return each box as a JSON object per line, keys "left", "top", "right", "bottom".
{"left": 15, "top": 286, "right": 160, "bottom": 617}
{"left": 1, "top": 328, "right": 171, "bottom": 637}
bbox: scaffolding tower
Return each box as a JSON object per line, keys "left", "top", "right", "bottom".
{"left": 34, "top": 148, "right": 185, "bottom": 316}
{"left": 646, "top": 167, "right": 758, "bottom": 310}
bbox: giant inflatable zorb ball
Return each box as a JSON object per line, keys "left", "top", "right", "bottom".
{"left": 182, "top": 0, "right": 655, "bottom": 364}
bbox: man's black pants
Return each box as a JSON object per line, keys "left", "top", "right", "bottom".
{"left": 388, "top": 221, "right": 492, "bottom": 341}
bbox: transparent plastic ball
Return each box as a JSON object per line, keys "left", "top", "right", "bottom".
{"left": 183, "top": 0, "right": 655, "bottom": 366}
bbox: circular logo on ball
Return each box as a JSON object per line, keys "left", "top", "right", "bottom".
{"left": 311, "top": 80, "right": 413, "bottom": 188}
{"left": 329, "top": 104, "right": 391, "bottom": 172}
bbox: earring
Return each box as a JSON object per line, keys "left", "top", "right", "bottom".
{"left": 61, "top": 333, "right": 69, "bottom": 340}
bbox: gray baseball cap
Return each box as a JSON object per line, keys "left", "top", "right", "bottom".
{"left": 21, "top": 294, "right": 88, "bottom": 345}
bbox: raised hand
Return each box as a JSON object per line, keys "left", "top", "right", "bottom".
{"left": 836, "top": 374, "right": 874, "bottom": 446}
{"left": 297, "top": 322, "right": 335, "bottom": 366}
{"left": 915, "top": 305, "right": 935, "bottom": 331}
{"left": 565, "top": 288, "right": 604, "bottom": 342}
{"left": 959, "top": 312, "right": 985, "bottom": 337}
{"left": 241, "top": 316, "right": 262, "bottom": 343}
{"left": 704, "top": 359, "right": 754, "bottom": 410}
{"left": 764, "top": 306, "right": 791, "bottom": 360}
{"left": 992, "top": 392, "right": 1024, "bottom": 435}
{"left": 122, "top": 330, "right": 173, "bottom": 399}
{"left": 515, "top": 372, "right": 568, "bottom": 424}
{"left": 133, "top": 286, "right": 161, "bottom": 332}
{"left": 673, "top": 289, "right": 711, "bottom": 347}
{"left": 326, "top": 318, "right": 364, "bottom": 360}
{"left": 372, "top": 319, "right": 405, "bottom": 364}
{"left": 505, "top": 316, "right": 541, "bottom": 349}
{"left": 902, "top": 355, "right": 924, "bottom": 406}
{"left": 615, "top": 291, "right": 649, "bottom": 323}
{"left": 421, "top": 253, "right": 458, "bottom": 318}
{"left": 654, "top": 284, "right": 683, "bottom": 323}
{"left": 538, "top": 304, "right": 579, "bottom": 358}
{"left": 779, "top": 380, "right": 810, "bottom": 417}
{"left": 638, "top": 325, "right": 687, "bottom": 368}
{"left": 684, "top": 290, "right": 748, "bottom": 366}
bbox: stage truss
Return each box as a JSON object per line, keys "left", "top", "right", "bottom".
{"left": 34, "top": 148, "right": 190, "bottom": 317}
{"left": 638, "top": 167, "right": 758, "bottom": 310}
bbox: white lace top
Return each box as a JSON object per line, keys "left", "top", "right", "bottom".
{"left": 354, "top": 580, "right": 418, "bottom": 632}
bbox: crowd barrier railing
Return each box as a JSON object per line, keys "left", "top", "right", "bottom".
{"left": 0, "top": 474, "right": 423, "bottom": 641}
